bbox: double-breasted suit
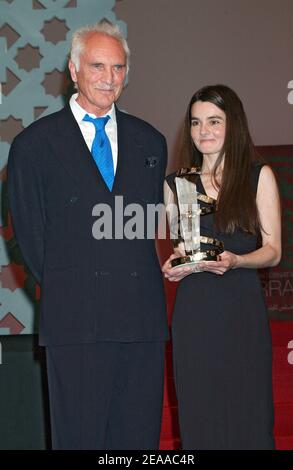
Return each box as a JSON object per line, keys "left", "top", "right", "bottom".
{"left": 8, "top": 104, "right": 169, "bottom": 449}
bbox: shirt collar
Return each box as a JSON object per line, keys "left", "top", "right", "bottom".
{"left": 69, "top": 93, "right": 116, "bottom": 124}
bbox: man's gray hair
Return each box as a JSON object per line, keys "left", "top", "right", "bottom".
{"left": 70, "top": 20, "right": 130, "bottom": 72}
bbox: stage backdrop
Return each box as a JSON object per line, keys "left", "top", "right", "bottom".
{"left": 258, "top": 146, "right": 293, "bottom": 321}
{"left": 0, "top": 0, "right": 127, "bottom": 334}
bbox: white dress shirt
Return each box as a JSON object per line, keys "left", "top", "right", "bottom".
{"left": 69, "top": 93, "right": 118, "bottom": 174}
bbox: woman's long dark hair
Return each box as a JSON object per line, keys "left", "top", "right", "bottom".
{"left": 180, "top": 84, "right": 264, "bottom": 234}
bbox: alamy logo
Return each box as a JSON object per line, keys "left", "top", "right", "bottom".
{"left": 91, "top": 196, "right": 181, "bottom": 240}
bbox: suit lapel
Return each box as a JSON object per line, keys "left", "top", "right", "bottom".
{"left": 52, "top": 104, "right": 146, "bottom": 195}
{"left": 113, "top": 107, "right": 145, "bottom": 195}
{"left": 53, "top": 105, "right": 108, "bottom": 191}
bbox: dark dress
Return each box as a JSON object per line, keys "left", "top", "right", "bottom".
{"left": 166, "top": 164, "right": 275, "bottom": 450}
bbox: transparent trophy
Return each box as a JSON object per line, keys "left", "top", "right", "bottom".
{"left": 169, "top": 169, "right": 224, "bottom": 270}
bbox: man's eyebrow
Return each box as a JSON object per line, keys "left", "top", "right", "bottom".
{"left": 89, "top": 62, "right": 126, "bottom": 66}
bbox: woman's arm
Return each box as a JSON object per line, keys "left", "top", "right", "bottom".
{"left": 234, "top": 165, "right": 281, "bottom": 268}
{"left": 199, "top": 165, "right": 282, "bottom": 275}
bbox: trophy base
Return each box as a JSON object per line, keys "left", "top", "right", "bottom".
{"left": 171, "top": 250, "right": 220, "bottom": 269}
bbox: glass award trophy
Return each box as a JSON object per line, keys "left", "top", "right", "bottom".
{"left": 169, "top": 168, "right": 224, "bottom": 270}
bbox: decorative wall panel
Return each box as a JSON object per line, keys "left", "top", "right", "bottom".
{"left": 0, "top": 0, "right": 127, "bottom": 334}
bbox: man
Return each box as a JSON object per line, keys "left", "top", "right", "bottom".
{"left": 8, "top": 21, "right": 168, "bottom": 450}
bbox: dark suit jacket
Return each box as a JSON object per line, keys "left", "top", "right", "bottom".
{"left": 8, "top": 104, "right": 169, "bottom": 346}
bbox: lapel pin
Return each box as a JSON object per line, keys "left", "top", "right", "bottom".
{"left": 145, "top": 157, "right": 158, "bottom": 168}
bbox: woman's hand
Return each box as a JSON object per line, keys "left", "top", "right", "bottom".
{"left": 162, "top": 253, "right": 200, "bottom": 282}
{"left": 162, "top": 250, "right": 239, "bottom": 281}
{"left": 199, "top": 250, "right": 239, "bottom": 275}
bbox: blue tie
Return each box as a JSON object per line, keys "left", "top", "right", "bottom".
{"left": 83, "top": 114, "right": 114, "bottom": 191}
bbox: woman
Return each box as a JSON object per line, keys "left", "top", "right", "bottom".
{"left": 162, "top": 85, "right": 281, "bottom": 450}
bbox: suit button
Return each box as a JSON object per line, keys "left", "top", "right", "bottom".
{"left": 70, "top": 196, "right": 78, "bottom": 203}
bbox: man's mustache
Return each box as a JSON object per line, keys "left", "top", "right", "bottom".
{"left": 94, "top": 84, "right": 115, "bottom": 91}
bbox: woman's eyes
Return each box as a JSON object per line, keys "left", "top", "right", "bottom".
{"left": 191, "top": 120, "right": 221, "bottom": 127}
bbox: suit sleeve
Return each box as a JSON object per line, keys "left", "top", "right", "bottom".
{"left": 7, "top": 137, "right": 46, "bottom": 283}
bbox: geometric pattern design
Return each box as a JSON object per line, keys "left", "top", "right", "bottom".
{"left": 41, "top": 17, "right": 70, "bottom": 44}
{"left": 15, "top": 44, "right": 43, "bottom": 71}
{"left": 0, "top": 0, "right": 127, "bottom": 334}
{"left": 1, "top": 116, "right": 24, "bottom": 144}
{"left": 0, "top": 312, "right": 25, "bottom": 334}
{"left": 42, "top": 68, "right": 71, "bottom": 97}
{"left": 1, "top": 68, "right": 21, "bottom": 96}
{"left": 0, "top": 263, "right": 27, "bottom": 292}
